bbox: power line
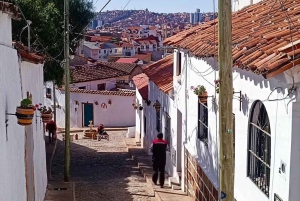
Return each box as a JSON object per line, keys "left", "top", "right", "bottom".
{"left": 71, "top": 0, "right": 112, "bottom": 44}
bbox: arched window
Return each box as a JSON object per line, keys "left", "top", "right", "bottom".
{"left": 247, "top": 100, "right": 271, "bottom": 196}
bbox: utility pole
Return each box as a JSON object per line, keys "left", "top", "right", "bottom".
{"left": 218, "top": 0, "right": 234, "bottom": 200}
{"left": 64, "top": 0, "right": 70, "bottom": 182}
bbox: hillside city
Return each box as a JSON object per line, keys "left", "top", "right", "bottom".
{"left": 1, "top": 0, "right": 300, "bottom": 201}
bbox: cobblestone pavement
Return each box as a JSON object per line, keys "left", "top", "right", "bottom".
{"left": 52, "top": 131, "right": 155, "bottom": 201}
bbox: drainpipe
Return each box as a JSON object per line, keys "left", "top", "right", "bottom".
{"left": 183, "top": 50, "right": 188, "bottom": 194}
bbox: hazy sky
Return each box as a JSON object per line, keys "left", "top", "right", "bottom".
{"left": 95, "top": 0, "right": 217, "bottom": 13}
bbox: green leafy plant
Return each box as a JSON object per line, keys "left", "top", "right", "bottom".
{"left": 190, "top": 85, "right": 206, "bottom": 96}
{"left": 20, "top": 98, "right": 34, "bottom": 108}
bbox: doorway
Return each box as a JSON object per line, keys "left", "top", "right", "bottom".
{"left": 83, "top": 103, "right": 93, "bottom": 127}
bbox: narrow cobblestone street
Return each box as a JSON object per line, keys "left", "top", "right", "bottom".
{"left": 51, "top": 131, "right": 155, "bottom": 201}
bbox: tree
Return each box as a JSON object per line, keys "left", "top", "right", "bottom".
{"left": 8, "top": 0, "right": 95, "bottom": 86}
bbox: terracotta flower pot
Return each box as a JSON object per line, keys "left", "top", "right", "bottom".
{"left": 198, "top": 91, "right": 208, "bottom": 103}
{"left": 16, "top": 107, "right": 34, "bottom": 126}
{"left": 41, "top": 113, "right": 52, "bottom": 123}
{"left": 134, "top": 105, "right": 138, "bottom": 110}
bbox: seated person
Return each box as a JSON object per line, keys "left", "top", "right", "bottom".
{"left": 97, "top": 124, "right": 107, "bottom": 135}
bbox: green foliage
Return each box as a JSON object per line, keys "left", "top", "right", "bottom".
{"left": 7, "top": 0, "right": 95, "bottom": 85}
{"left": 190, "top": 85, "right": 206, "bottom": 96}
{"left": 20, "top": 98, "right": 32, "bottom": 108}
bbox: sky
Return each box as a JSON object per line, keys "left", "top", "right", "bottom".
{"left": 95, "top": 0, "right": 217, "bottom": 14}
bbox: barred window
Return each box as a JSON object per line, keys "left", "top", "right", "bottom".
{"left": 198, "top": 102, "right": 208, "bottom": 143}
{"left": 156, "top": 109, "right": 161, "bottom": 132}
{"left": 247, "top": 100, "right": 271, "bottom": 196}
{"left": 164, "top": 113, "right": 171, "bottom": 144}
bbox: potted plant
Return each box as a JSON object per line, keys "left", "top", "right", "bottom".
{"left": 191, "top": 85, "right": 207, "bottom": 103}
{"left": 37, "top": 105, "right": 53, "bottom": 123}
{"left": 145, "top": 99, "right": 151, "bottom": 106}
{"left": 139, "top": 105, "right": 143, "bottom": 110}
{"left": 133, "top": 105, "right": 138, "bottom": 110}
{"left": 108, "top": 99, "right": 112, "bottom": 105}
{"left": 153, "top": 101, "right": 161, "bottom": 111}
{"left": 16, "top": 98, "right": 35, "bottom": 126}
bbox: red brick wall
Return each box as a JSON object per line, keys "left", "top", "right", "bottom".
{"left": 184, "top": 148, "right": 218, "bottom": 201}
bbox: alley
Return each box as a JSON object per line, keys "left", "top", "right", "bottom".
{"left": 51, "top": 131, "right": 155, "bottom": 201}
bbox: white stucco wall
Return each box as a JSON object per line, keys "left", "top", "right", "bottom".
{"left": 174, "top": 49, "right": 300, "bottom": 201}
{"left": 138, "top": 81, "right": 177, "bottom": 178}
{"left": 0, "top": 12, "right": 46, "bottom": 201}
{"left": 0, "top": 35, "right": 27, "bottom": 201}
{"left": 233, "top": 0, "right": 262, "bottom": 12}
{"left": 21, "top": 61, "right": 47, "bottom": 201}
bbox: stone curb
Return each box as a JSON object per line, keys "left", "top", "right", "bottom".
{"left": 49, "top": 138, "right": 58, "bottom": 180}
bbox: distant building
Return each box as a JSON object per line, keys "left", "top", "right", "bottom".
{"left": 190, "top": 8, "right": 202, "bottom": 24}
{"left": 190, "top": 13, "right": 195, "bottom": 24}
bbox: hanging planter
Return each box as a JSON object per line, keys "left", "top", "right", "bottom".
{"left": 145, "top": 99, "right": 151, "bottom": 106}
{"left": 153, "top": 100, "right": 161, "bottom": 111}
{"left": 198, "top": 91, "right": 208, "bottom": 103}
{"left": 139, "top": 105, "right": 143, "bottom": 110}
{"left": 37, "top": 105, "right": 53, "bottom": 123}
{"left": 108, "top": 99, "right": 112, "bottom": 105}
{"left": 191, "top": 85, "right": 208, "bottom": 103}
{"left": 133, "top": 105, "right": 138, "bottom": 110}
{"left": 16, "top": 98, "right": 35, "bottom": 126}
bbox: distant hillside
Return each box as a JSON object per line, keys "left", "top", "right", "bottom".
{"left": 97, "top": 10, "right": 217, "bottom": 28}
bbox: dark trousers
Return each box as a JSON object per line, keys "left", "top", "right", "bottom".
{"left": 49, "top": 131, "right": 55, "bottom": 143}
{"left": 152, "top": 160, "right": 165, "bottom": 186}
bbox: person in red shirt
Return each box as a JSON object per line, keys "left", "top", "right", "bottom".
{"left": 149, "top": 132, "right": 169, "bottom": 188}
{"left": 46, "top": 120, "right": 57, "bottom": 144}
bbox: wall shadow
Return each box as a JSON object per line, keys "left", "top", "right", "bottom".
{"left": 51, "top": 136, "right": 154, "bottom": 201}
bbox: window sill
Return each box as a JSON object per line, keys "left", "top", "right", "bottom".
{"left": 175, "top": 75, "right": 181, "bottom": 84}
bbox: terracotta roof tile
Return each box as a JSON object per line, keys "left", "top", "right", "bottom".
{"left": 143, "top": 54, "right": 173, "bottom": 93}
{"left": 116, "top": 58, "right": 139, "bottom": 64}
{"left": 13, "top": 41, "right": 46, "bottom": 64}
{"left": 163, "top": 0, "right": 300, "bottom": 78}
{"left": 70, "top": 62, "right": 138, "bottom": 83}
{"left": 0, "top": 1, "right": 21, "bottom": 19}
{"left": 61, "top": 88, "right": 135, "bottom": 96}
{"left": 132, "top": 73, "right": 149, "bottom": 100}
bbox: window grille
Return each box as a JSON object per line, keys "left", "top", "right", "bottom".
{"left": 247, "top": 100, "right": 271, "bottom": 196}
{"left": 198, "top": 102, "right": 208, "bottom": 142}
{"left": 164, "top": 113, "right": 171, "bottom": 144}
{"left": 156, "top": 109, "right": 161, "bottom": 132}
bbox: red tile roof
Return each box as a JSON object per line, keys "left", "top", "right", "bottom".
{"left": 13, "top": 42, "right": 46, "bottom": 64}
{"left": 122, "top": 43, "right": 134, "bottom": 48}
{"left": 132, "top": 73, "right": 149, "bottom": 100}
{"left": 0, "top": 1, "right": 21, "bottom": 19}
{"left": 60, "top": 88, "right": 135, "bottom": 96}
{"left": 86, "top": 35, "right": 112, "bottom": 42}
{"left": 164, "top": 0, "right": 300, "bottom": 78}
{"left": 70, "top": 62, "right": 138, "bottom": 83}
{"left": 143, "top": 54, "right": 173, "bottom": 93}
{"left": 116, "top": 58, "right": 139, "bottom": 64}
{"left": 133, "top": 53, "right": 152, "bottom": 61}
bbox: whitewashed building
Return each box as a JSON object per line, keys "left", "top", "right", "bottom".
{"left": 132, "top": 55, "right": 180, "bottom": 178}
{"left": 0, "top": 2, "right": 47, "bottom": 201}
{"left": 131, "top": 0, "right": 300, "bottom": 201}
{"left": 45, "top": 61, "right": 142, "bottom": 128}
